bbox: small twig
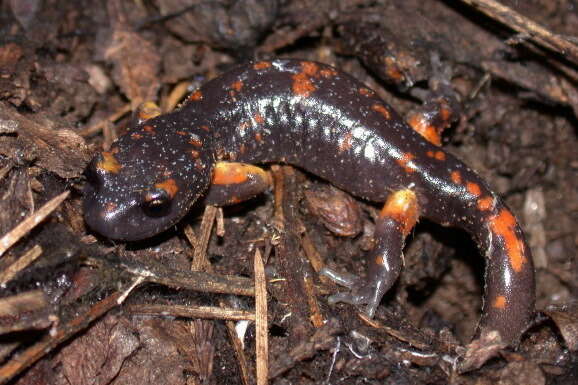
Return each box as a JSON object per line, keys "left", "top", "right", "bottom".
{"left": 0, "top": 191, "right": 69, "bottom": 258}
{"left": 78, "top": 103, "right": 132, "bottom": 137}
{"left": 0, "top": 290, "right": 47, "bottom": 318}
{"left": 117, "top": 276, "right": 145, "bottom": 304}
{"left": 254, "top": 248, "right": 268, "bottom": 385}
{"left": 126, "top": 304, "right": 255, "bottom": 321}
{"left": 191, "top": 205, "right": 218, "bottom": 271}
{"left": 460, "top": 0, "right": 578, "bottom": 64}
{"left": 0, "top": 245, "right": 42, "bottom": 285}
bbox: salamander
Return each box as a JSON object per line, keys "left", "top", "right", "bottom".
{"left": 83, "top": 59, "right": 535, "bottom": 346}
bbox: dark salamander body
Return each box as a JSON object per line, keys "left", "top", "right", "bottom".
{"left": 84, "top": 59, "right": 535, "bottom": 346}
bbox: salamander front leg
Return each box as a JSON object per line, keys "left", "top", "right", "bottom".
{"left": 204, "top": 162, "right": 272, "bottom": 206}
{"left": 322, "top": 189, "right": 419, "bottom": 317}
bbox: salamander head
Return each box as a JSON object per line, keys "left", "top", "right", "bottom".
{"left": 83, "top": 123, "right": 213, "bottom": 241}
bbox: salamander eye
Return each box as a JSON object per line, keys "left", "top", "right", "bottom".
{"left": 142, "top": 189, "right": 172, "bottom": 217}
{"left": 84, "top": 160, "right": 103, "bottom": 192}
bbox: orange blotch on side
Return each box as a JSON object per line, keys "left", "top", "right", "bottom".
{"left": 375, "top": 255, "right": 385, "bottom": 266}
{"left": 97, "top": 151, "right": 122, "bottom": 174}
{"left": 489, "top": 209, "right": 527, "bottom": 273}
{"left": 253, "top": 61, "right": 271, "bottom": 70}
{"left": 379, "top": 189, "right": 419, "bottom": 235}
{"left": 255, "top": 132, "right": 263, "bottom": 142}
{"left": 176, "top": 131, "right": 187, "bottom": 136}
{"left": 189, "top": 90, "right": 203, "bottom": 101}
{"left": 407, "top": 114, "right": 442, "bottom": 146}
{"left": 155, "top": 178, "right": 179, "bottom": 198}
{"left": 466, "top": 182, "right": 482, "bottom": 196}
{"left": 131, "top": 133, "right": 143, "bottom": 140}
{"left": 189, "top": 138, "right": 203, "bottom": 147}
{"left": 434, "top": 151, "right": 446, "bottom": 161}
{"left": 396, "top": 152, "right": 416, "bottom": 173}
{"left": 450, "top": 170, "right": 462, "bottom": 185}
{"left": 359, "top": 87, "right": 374, "bottom": 97}
{"left": 231, "top": 80, "right": 243, "bottom": 92}
{"left": 493, "top": 295, "right": 507, "bottom": 309}
{"left": 200, "top": 125, "right": 210, "bottom": 132}
{"left": 239, "top": 144, "right": 246, "bottom": 154}
{"left": 191, "top": 150, "right": 200, "bottom": 159}
{"left": 477, "top": 196, "right": 494, "bottom": 211}
{"left": 143, "top": 125, "right": 156, "bottom": 134}
{"left": 371, "top": 103, "right": 391, "bottom": 119}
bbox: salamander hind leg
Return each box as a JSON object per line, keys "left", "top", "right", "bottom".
{"left": 322, "top": 189, "right": 419, "bottom": 317}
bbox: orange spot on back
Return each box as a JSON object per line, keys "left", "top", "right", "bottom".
{"left": 371, "top": 103, "right": 391, "bottom": 119}
{"left": 493, "top": 295, "right": 507, "bottom": 309}
{"left": 189, "top": 90, "right": 203, "bottom": 101}
{"left": 339, "top": 131, "right": 353, "bottom": 153}
{"left": 155, "top": 178, "right": 179, "bottom": 198}
{"left": 450, "top": 171, "right": 462, "bottom": 184}
{"left": 253, "top": 113, "right": 265, "bottom": 124}
{"left": 301, "top": 61, "right": 319, "bottom": 76}
{"left": 466, "top": 182, "right": 482, "bottom": 196}
{"left": 477, "top": 196, "right": 493, "bottom": 211}
{"left": 255, "top": 132, "right": 263, "bottom": 142}
{"left": 434, "top": 151, "right": 446, "bottom": 161}
{"left": 379, "top": 189, "right": 419, "bottom": 235}
{"left": 292, "top": 72, "right": 316, "bottom": 97}
{"left": 97, "top": 151, "right": 122, "bottom": 173}
{"left": 131, "top": 133, "right": 143, "bottom": 140}
{"left": 253, "top": 61, "right": 271, "bottom": 70}
{"left": 489, "top": 209, "right": 527, "bottom": 272}
{"left": 176, "top": 131, "right": 187, "bottom": 136}
{"left": 231, "top": 80, "right": 243, "bottom": 92}
{"left": 191, "top": 150, "right": 200, "bottom": 159}
{"left": 200, "top": 125, "right": 210, "bottom": 132}
{"left": 396, "top": 153, "right": 416, "bottom": 173}
{"left": 319, "top": 68, "right": 337, "bottom": 78}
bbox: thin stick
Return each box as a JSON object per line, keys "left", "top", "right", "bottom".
{"left": 0, "top": 191, "right": 69, "bottom": 258}
{"left": 0, "top": 245, "right": 43, "bottom": 285}
{"left": 126, "top": 304, "right": 255, "bottom": 321}
{"left": 460, "top": 0, "right": 578, "bottom": 64}
{"left": 254, "top": 249, "right": 268, "bottom": 385}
